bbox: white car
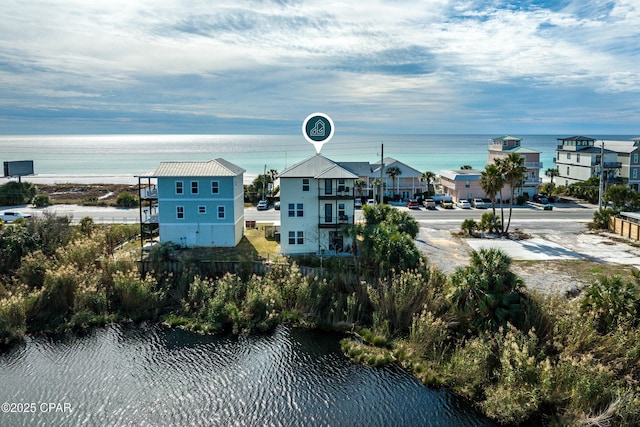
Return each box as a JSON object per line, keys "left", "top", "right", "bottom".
{"left": 256, "top": 200, "right": 268, "bottom": 210}
{"left": 457, "top": 200, "right": 471, "bottom": 209}
{"left": 366, "top": 199, "right": 377, "bottom": 206}
{"left": 1, "top": 211, "right": 32, "bottom": 222}
{"left": 472, "top": 198, "right": 487, "bottom": 209}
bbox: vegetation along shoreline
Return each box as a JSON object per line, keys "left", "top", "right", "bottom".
{"left": 1, "top": 181, "right": 640, "bottom": 426}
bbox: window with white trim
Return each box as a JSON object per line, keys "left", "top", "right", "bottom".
{"left": 302, "top": 178, "right": 309, "bottom": 191}
{"left": 198, "top": 206, "right": 206, "bottom": 214}
{"left": 288, "top": 203, "right": 295, "bottom": 217}
{"left": 297, "top": 231, "right": 304, "bottom": 245}
{"left": 296, "top": 203, "right": 303, "bottom": 217}
{"left": 176, "top": 206, "right": 184, "bottom": 219}
{"left": 288, "top": 231, "right": 295, "bottom": 245}
{"left": 634, "top": 153, "right": 639, "bottom": 164}
{"left": 176, "top": 181, "right": 183, "bottom": 194}
{"left": 191, "top": 181, "right": 199, "bottom": 194}
{"left": 211, "top": 181, "right": 219, "bottom": 194}
{"left": 217, "top": 206, "right": 225, "bottom": 219}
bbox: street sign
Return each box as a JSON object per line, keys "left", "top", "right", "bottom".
{"left": 302, "top": 113, "right": 334, "bottom": 154}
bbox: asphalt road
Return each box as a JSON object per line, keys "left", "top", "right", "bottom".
{"left": 5, "top": 203, "right": 596, "bottom": 235}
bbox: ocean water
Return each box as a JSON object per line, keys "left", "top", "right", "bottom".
{"left": 1, "top": 134, "right": 636, "bottom": 182}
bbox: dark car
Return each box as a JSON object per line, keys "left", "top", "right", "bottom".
{"left": 533, "top": 194, "right": 548, "bottom": 204}
{"left": 406, "top": 199, "right": 420, "bottom": 209}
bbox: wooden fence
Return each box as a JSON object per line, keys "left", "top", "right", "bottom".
{"left": 609, "top": 216, "right": 640, "bottom": 241}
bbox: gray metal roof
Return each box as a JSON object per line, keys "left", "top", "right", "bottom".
{"left": 278, "top": 154, "right": 357, "bottom": 179}
{"left": 149, "top": 158, "right": 245, "bottom": 177}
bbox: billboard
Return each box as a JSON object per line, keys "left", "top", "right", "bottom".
{"left": 4, "top": 160, "right": 34, "bottom": 177}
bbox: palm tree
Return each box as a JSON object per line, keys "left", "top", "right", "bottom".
{"left": 498, "top": 153, "right": 527, "bottom": 234}
{"left": 386, "top": 166, "right": 401, "bottom": 199}
{"left": 545, "top": 168, "right": 558, "bottom": 191}
{"left": 420, "top": 171, "right": 436, "bottom": 196}
{"left": 448, "top": 248, "right": 524, "bottom": 331}
{"left": 480, "top": 164, "right": 504, "bottom": 233}
{"left": 354, "top": 179, "right": 366, "bottom": 198}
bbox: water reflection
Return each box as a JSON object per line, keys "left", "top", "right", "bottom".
{"left": 0, "top": 324, "right": 494, "bottom": 426}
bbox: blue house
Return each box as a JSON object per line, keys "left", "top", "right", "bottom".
{"left": 145, "top": 158, "right": 245, "bottom": 248}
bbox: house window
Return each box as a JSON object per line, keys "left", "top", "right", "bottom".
{"left": 297, "top": 231, "right": 304, "bottom": 245}
{"left": 567, "top": 166, "right": 570, "bottom": 175}
{"left": 198, "top": 206, "right": 206, "bottom": 214}
{"left": 634, "top": 169, "right": 638, "bottom": 179}
{"left": 211, "top": 181, "right": 219, "bottom": 194}
{"left": 634, "top": 153, "right": 639, "bottom": 164}
{"left": 176, "top": 206, "right": 184, "bottom": 219}
{"left": 217, "top": 206, "right": 225, "bottom": 219}
{"left": 465, "top": 180, "right": 470, "bottom": 189}
{"left": 338, "top": 203, "right": 345, "bottom": 219}
{"left": 191, "top": 181, "right": 199, "bottom": 194}
{"left": 576, "top": 153, "right": 580, "bottom": 163}
{"left": 338, "top": 179, "right": 345, "bottom": 192}
{"left": 176, "top": 181, "right": 183, "bottom": 194}
{"left": 325, "top": 179, "right": 332, "bottom": 195}
{"left": 567, "top": 153, "right": 571, "bottom": 160}
{"left": 325, "top": 204, "right": 332, "bottom": 222}
{"left": 288, "top": 231, "right": 296, "bottom": 245}
{"left": 297, "top": 203, "right": 304, "bottom": 217}
{"left": 288, "top": 203, "right": 295, "bottom": 217}
{"left": 302, "top": 178, "right": 310, "bottom": 191}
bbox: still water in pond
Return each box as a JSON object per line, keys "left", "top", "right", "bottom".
{"left": 0, "top": 324, "right": 494, "bottom": 426}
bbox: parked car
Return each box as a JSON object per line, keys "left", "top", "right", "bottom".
{"left": 457, "top": 200, "right": 471, "bottom": 209}
{"left": 406, "top": 199, "right": 420, "bottom": 209}
{"left": 440, "top": 200, "right": 454, "bottom": 209}
{"left": 256, "top": 200, "right": 268, "bottom": 210}
{"left": 366, "top": 199, "right": 377, "bottom": 206}
{"left": 354, "top": 199, "right": 362, "bottom": 209}
{"left": 423, "top": 198, "right": 437, "bottom": 210}
{"left": 472, "top": 198, "right": 487, "bottom": 209}
{"left": 1, "top": 211, "right": 31, "bottom": 223}
{"left": 274, "top": 201, "right": 280, "bottom": 210}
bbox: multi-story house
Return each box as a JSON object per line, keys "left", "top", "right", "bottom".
{"left": 487, "top": 135, "right": 542, "bottom": 197}
{"left": 555, "top": 136, "right": 621, "bottom": 187}
{"left": 593, "top": 140, "right": 638, "bottom": 186}
{"left": 278, "top": 154, "right": 357, "bottom": 255}
{"left": 141, "top": 158, "right": 245, "bottom": 248}
{"left": 371, "top": 157, "right": 426, "bottom": 201}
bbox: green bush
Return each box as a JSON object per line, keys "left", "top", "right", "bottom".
{"left": 0, "top": 295, "right": 26, "bottom": 344}
{"left": 112, "top": 271, "right": 163, "bottom": 320}
{"left": 32, "top": 194, "right": 50, "bottom": 207}
{"left": 116, "top": 192, "right": 138, "bottom": 208}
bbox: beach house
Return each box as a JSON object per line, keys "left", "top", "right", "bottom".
{"left": 278, "top": 154, "right": 357, "bottom": 255}
{"left": 141, "top": 159, "right": 245, "bottom": 248}
{"left": 555, "top": 136, "right": 621, "bottom": 187}
{"left": 630, "top": 138, "right": 640, "bottom": 191}
{"left": 371, "top": 157, "right": 426, "bottom": 201}
{"left": 488, "top": 135, "right": 542, "bottom": 196}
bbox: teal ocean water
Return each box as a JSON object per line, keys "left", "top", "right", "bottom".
{"left": 1, "top": 134, "right": 636, "bottom": 181}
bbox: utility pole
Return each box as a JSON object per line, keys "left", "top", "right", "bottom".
{"left": 263, "top": 164, "right": 267, "bottom": 201}
{"left": 379, "top": 143, "right": 384, "bottom": 204}
{"left": 598, "top": 141, "right": 604, "bottom": 210}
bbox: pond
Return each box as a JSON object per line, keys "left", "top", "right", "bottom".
{"left": 0, "top": 324, "right": 494, "bottom": 426}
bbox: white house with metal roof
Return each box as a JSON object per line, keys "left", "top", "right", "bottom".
{"left": 147, "top": 158, "right": 245, "bottom": 248}
{"left": 278, "top": 154, "right": 358, "bottom": 255}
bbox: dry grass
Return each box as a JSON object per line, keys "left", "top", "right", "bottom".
{"left": 513, "top": 259, "right": 637, "bottom": 285}
{"left": 35, "top": 183, "right": 138, "bottom": 206}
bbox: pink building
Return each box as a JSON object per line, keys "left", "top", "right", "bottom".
{"left": 488, "top": 135, "right": 542, "bottom": 196}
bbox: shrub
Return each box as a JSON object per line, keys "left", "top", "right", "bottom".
{"left": 460, "top": 218, "right": 477, "bottom": 236}
{"left": 591, "top": 208, "right": 613, "bottom": 230}
{"left": 32, "top": 194, "right": 50, "bottom": 207}
{"left": 112, "top": 271, "right": 163, "bottom": 320}
{"left": 79, "top": 216, "right": 95, "bottom": 236}
{"left": 116, "top": 192, "right": 138, "bottom": 208}
{"left": 580, "top": 275, "right": 640, "bottom": 333}
{"left": 0, "top": 294, "right": 26, "bottom": 344}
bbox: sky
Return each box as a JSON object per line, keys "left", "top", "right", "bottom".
{"left": 1, "top": 0, "right": 639, "bottom": 135}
